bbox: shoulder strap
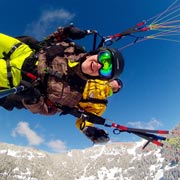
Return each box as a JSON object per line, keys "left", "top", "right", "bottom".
{"left": 3, "top": 43, "right": 22, "bottom": 88}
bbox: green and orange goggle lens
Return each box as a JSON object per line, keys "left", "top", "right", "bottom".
{"left": 98, "top": 50, "right": 113, "bottom": 79}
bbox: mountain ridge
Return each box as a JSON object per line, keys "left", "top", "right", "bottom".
{"left": 0, "top": 123, "right": 179, "bottom": 180}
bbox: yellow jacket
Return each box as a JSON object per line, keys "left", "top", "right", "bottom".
{"left": 0, "top": 33, "right": 33, "bottom": 88}
{"left": 76, "top": 79, "right": 113, "bottom": 130}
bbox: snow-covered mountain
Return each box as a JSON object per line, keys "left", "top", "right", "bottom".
{"left": 0, "top": 125, "right": 179, "bottom": 180}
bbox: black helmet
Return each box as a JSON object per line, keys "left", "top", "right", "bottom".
{"left": 82, "top": 47, "right": 125, "bottom": 80}
{"left": 99, "top": 47, "right": 125, "bottom": 80}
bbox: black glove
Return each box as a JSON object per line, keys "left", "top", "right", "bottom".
{"left": 46, "top": 45, "right": 64, "bottom": 61}
{"left": 63, "top": 25, "right": 87, "bottom": 40}
{"left": 19, "top": 80, "right": 41, "bottom": 104}
{"left": 83, "top": 126, "right": 110, "bottom": 144}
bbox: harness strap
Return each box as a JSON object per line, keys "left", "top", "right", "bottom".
{"left": 80, "top": 97, "right": 108, "bottom": 104}
{"left": 58, "top": 105, "right": 106, "bottom": 125}
{"left": 3, "top": 43, "right": 23, "bottom": 88}
{"left": 4, "top": 43, "right": 22, "bottom": 59}
{"left": 48, "top": 69, "right": 64, "bottom": 79}
{"left": 6, "top": 59, "right": 14, "bottom": 88}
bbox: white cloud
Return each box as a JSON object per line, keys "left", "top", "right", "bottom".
{"left": 127, "top": 118, "right": 162, "bottom": 130}
{"left": 12, "top": 121, "right": 44, "bottom": 146}
{"left": 24, "top": 8, "right": 75, "bottom": 39}
{"left": 12, "top": 122, "right": 68, "bottom": 153}
{"left": 47, "top": 140, "right": 67, "bottom": 153}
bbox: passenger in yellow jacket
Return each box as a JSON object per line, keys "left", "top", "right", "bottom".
{"left": 76, "top": 79, "right": 122, "bottom": 144}
{"left": 0, "top": 32, "right": 124, "bottom": 115}
{"left": 0, "top": 29, "right": 124, "bottom": 144}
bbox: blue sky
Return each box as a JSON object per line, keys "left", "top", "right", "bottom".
{"left": 0, "top": 0, "right": 180, "bottom": 153}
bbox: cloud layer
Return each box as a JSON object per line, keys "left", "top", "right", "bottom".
{"left": 12, "top": 121, "right": 44, "bottom": 146}
{"left": 127, "top": 118, "right": 162, "bottom": 129}
{"left": 12, "top": 121, "right": 67, "bottom": 153}
{"left": 47, "top": 140, "right": 67, "bottom": 153}
{"left": 24, "top": 8, "right": 75, "bottom": 39}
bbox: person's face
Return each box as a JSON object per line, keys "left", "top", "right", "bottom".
{"left": 81, "top": 55, "right": 102, "bottom": 76}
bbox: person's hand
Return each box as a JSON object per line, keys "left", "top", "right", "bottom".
{"left": 63, "top": 25, "right": 87, "bottom": 40}
{"left": 47, "top": 25, "right": 87, "bottom": 42}
{"left": 19, "top": 80, "right": 41, "bottom": 104}
{"left": 83, "top": 126, "right": 110, "bottom": 144}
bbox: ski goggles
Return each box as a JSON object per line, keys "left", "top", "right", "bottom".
{"left": 97, "top": 50, "right": 113, "bottom": 79}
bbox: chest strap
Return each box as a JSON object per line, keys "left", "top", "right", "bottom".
{"left": 80, "top": 97, "right": 108, "bottom": 104}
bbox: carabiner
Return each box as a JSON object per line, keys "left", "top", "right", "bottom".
{"left": 113, "top": 128, "right": 121, "bottom": 135}
{"left": 104, "top": 38, "right": 113, "bottom": 46}
{"left": 80, "top": 120, "right": 86, "bottom": 130}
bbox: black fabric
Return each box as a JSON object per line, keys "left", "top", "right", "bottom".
{"left": 65, "top": 69, "right": 87, "bottom": 93}
{"left": 3, "top": 43, "right": 22, "bottom": 60}
{"left": 6, "top": 58, "right": 13, "bottom": 88}
{"left": 21, "top": 53, "right": 38, "bottom": 82}
{"left": 19, "top": 80, "right": 41, "bottom": 104}
{"left": 83, "top": 126, "right": 110, "bottom": 144}
{"left": 59, "top": 106, "right": 106, "bottom": 125}
{"left": 80, "top": 98, "right": 108, "bottom": 104}
{"left": 16, "top": 36, "right": 40, "bottom": 51}
{"left": 0, "top": 95, "right": 25, "bottom": 111}
{"left": 46, "top": 45, "right": 64, "bottom": 62}
{"left": 74, "top": 44, "right": 86, "bottom": 54}
{"left": 63, "top": 25, "right": 87, "bottom": 40}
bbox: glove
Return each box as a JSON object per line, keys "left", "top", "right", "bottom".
{"left": 46, "top": 45, "right": 64, "bottom": 61}
{"left": 63, "top": 25, "right": 87, "bottom": 40}
{"left": 19, "top": 80, "right": 41, "bottom": 104}
{"left": 83, "top": 126, "right": 110, "bottom": 144}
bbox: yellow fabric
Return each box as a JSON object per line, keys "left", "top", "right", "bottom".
{"left": 0, "top": 33, "right": 33, "bottom": 88}
{"left": 67, "top": 59, "right": 79, "bottom": 67}
{"left": 75, "top": 79, "right": 112, "bottom": 130}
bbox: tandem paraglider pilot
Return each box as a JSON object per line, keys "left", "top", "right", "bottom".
{"left": 0, "top": 25, "right": 125, "bottom": 144}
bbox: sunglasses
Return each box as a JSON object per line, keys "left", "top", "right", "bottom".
{"left": 97, "top": 50, "right": 113, "bottom": 79}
